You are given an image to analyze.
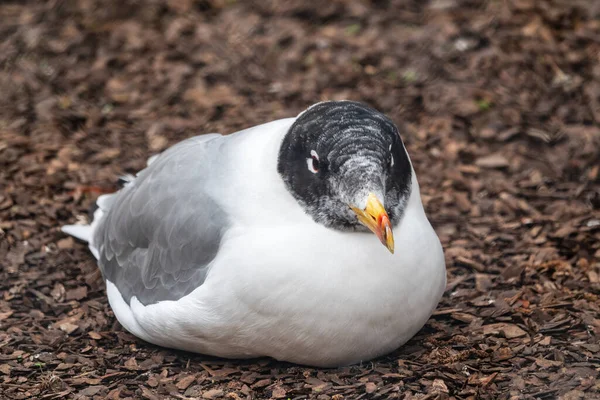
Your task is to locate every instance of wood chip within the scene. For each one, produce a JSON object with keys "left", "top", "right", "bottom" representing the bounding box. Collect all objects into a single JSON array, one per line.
[
  {"left": 271, "top": 386, "right": 287, "bottom": 398},
  {"left": 2, "top": 2, "right": 599, "bottom": 400},
  {"left": 475, "top": 153, "right": 510, "bottom": 169},
  {"left": 0, "top": 311, "right": 13, "bottom": 321},
  {"left": 57, "top": 237, "right": 74, "bottom": 250},
  {"left": 365, "top": 382, "right": 377, "bottom": 393},
  {"left": 202, "top": 389, "right": 224, "bottom": 399},
  {"left": 176, "top": 375, "right": 196, "bottom": 390},
  {"left": 66, "top": 286, "right": 88, "bottom": 301},
  {"left": 87, "top": 331, "right": 102, "bottom": 340},
  {"left": 124, "top": 357, "right": 139, "bottom": 371},
  {"left": 58, "top": 322, "right": 79, "bottom": 334},
  {"left": 483, "top": 323, "right": 528, "bottom": 339}
]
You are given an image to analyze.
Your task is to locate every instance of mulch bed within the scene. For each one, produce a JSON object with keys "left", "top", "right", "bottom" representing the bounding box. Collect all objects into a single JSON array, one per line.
[{"left": 1, "top": 0, "right": 599, "bottom": 399}]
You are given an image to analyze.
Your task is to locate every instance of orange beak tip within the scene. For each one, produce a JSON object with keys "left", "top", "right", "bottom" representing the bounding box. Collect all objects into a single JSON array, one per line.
[
  {"left": 385, "top": 226, "right": 394, "bottom": 254},
  {"left": 351, "top": 193, "right": 396, "bottom": 253}
]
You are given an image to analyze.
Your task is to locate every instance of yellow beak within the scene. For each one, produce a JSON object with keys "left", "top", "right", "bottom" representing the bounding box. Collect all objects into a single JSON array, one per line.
[{"left": 350, "top": 193, "right": 395, "bottom": 253}]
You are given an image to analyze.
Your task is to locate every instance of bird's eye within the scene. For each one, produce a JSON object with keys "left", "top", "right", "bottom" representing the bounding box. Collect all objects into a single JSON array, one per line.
[{"left": 307, "top": 150, "right": 319, "bottom": 174}]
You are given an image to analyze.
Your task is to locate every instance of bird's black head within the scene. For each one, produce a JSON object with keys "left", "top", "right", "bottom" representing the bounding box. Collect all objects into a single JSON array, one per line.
[{"left": 277, "top": 101, "right": 412, "bottom": 252}]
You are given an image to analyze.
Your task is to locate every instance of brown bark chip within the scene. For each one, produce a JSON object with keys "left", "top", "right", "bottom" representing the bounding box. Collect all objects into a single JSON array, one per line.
[{"left": 1, "top": 0, "right": 599, "bottom": 398}]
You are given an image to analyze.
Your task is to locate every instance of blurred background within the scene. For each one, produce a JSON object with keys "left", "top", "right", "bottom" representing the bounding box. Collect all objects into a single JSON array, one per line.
[{"left": 1, "top": 0, "right": 599, "bottom": 399}]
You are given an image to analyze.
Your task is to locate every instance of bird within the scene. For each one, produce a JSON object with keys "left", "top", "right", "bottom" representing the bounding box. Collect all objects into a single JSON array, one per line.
[{"left": 62, "top": 100, "right": 446, "bottom": 367}]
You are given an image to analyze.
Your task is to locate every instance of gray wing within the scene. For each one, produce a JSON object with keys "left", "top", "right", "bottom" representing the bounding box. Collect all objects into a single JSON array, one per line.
[{"left": 94, "top": 134, "right": 229, "bottom": 305}]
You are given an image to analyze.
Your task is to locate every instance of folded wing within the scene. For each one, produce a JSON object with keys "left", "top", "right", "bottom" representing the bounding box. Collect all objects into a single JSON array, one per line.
[{"left": 93, "top": 134, "right": 229, "bottom": 305}]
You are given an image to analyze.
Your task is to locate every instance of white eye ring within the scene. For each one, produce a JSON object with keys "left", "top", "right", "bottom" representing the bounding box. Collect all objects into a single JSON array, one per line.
[{"left": 306, "top": 150, "right": 319, "bottom": 174}]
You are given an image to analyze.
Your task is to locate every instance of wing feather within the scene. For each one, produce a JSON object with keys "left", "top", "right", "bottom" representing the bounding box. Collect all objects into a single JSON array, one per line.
[{"left": 94, "top": 134, "right": 229, "bottom": 305}]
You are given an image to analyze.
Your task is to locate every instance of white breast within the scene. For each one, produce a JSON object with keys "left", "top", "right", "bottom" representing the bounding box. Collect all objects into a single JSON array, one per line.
[{"left": 107, "top": 171, "right": 446, "bottom": 367}]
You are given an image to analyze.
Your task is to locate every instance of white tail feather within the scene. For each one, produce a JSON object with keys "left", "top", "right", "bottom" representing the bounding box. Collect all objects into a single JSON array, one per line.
[
  {"left": 61, "top": 224, "right": 92, "bottom": 242},
  {"left": 62, "top": 193, "right": 117, "bottom": 260}
]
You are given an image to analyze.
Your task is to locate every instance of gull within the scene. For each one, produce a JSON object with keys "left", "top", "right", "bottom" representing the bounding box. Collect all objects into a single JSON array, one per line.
[{"left": 62, "top": 101, "right": 446, "bottom": 367}]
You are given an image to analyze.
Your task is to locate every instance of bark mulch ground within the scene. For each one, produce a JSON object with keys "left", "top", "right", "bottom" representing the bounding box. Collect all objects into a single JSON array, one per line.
[{"left": 1, "top": 0, "right": 599, "bottom": 399}]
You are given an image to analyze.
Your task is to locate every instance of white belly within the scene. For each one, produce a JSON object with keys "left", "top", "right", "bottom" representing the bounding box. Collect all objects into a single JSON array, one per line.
[{"left": 106, "top": 206, "right": 446, "bottom": 367}]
